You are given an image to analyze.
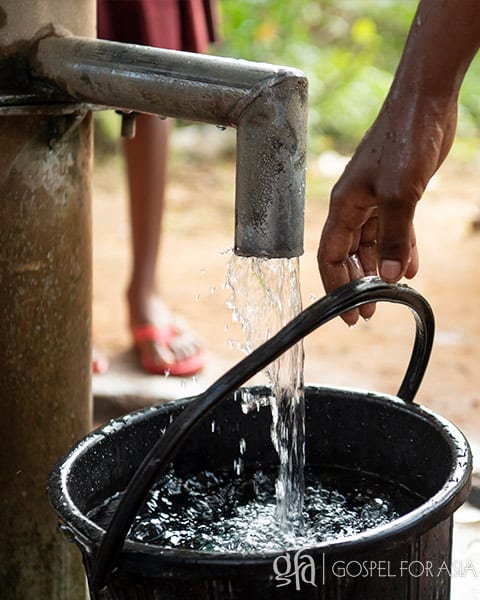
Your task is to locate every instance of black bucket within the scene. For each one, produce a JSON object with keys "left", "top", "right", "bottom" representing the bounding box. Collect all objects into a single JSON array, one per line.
[{"left": 49, "top": 277, "right": 472, "bottom": 599}]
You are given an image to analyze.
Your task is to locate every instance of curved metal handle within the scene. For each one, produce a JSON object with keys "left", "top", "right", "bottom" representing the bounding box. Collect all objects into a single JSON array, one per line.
[{"left": 91, "top": 276, "right": 435, "bottom": 590}]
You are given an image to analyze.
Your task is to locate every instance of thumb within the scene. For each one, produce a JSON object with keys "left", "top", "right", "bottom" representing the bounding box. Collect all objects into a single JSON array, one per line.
[
  {"left": 379, "top": 258, "right": 404, "bottom": 282},
  {"left": 377, "top": 198, "right": 417, "bottom": 283}
]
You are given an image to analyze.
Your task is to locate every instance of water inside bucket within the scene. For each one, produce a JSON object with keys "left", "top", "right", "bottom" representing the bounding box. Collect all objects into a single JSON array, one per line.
[{"left": 88, "top": 465, "right": 424, "bottom": 553}]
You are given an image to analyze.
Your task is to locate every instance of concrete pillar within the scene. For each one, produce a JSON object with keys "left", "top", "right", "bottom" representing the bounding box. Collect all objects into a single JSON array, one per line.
[{"left": 0, "top": 2, "right": 95, "bottom": 598}]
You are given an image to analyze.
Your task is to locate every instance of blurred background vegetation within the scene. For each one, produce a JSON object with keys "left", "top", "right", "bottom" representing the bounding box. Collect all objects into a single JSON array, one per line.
[
  {"left": 217, "top": 0, "right": 480, "bottom": 157},
  {"left": 96, "top": 0, "right": 480, "bottom": 159}
]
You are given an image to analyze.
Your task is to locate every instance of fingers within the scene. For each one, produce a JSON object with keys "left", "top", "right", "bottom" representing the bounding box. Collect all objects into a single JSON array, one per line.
[
  {"left": 348, "top": 253, "right": 377, "bottom": 323},
  {"left": 404, "top": 225, "right": 419, "bottom": 279},
  {"left": 318, "top": 180, "right": 378, "bottom": 324},
  {"left": 318, "top": 230, "right": 375, "bottom": 326},
  {"left": 357, "top": 215, "right": 378, "bottom": 277},
  {"left": 318, "top": 185, "right": 419, "bottom": 326}
]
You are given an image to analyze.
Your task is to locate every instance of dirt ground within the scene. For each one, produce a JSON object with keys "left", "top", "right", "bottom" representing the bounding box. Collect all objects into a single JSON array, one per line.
[{"left": 92, "top": 125, "right": 480, "bottom": 451}]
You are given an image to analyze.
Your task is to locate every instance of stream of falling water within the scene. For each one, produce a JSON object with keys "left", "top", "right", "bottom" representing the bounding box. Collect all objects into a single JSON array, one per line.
[
  {"left": 225, "top": 253, "right": 305, "bottom": 531},
  {"left": 88, "top": 254, "right": 418, "bottom": 550}
]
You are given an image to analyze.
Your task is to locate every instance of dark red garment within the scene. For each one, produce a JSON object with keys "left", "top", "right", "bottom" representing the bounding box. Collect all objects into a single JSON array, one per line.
[{"left": 97, "top": 0, "right": 219, "bottom": 52}]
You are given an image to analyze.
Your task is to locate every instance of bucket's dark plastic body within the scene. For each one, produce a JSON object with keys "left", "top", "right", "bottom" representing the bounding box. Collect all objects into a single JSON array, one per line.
[
  {"left": 48, "top": 279, "right": 472, "bottom": 599},
  {"left": 51, "top": 385, "right": 470, "bottom": 599}
]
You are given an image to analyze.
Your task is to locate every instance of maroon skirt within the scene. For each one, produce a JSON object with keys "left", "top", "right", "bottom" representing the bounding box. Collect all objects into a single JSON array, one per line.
[{"left": 97, "top": 0, "right": 219, "bottom": 53}]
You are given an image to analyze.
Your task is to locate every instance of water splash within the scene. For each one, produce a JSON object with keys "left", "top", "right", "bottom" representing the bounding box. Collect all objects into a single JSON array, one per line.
[{"left": 88, "top": 466, "right": 419, "bottom": 553}]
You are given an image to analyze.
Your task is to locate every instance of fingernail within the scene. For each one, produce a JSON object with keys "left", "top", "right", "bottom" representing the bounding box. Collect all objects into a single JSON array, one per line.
[{"left": 380, "top": 259, "right": 402, "bottom": 281}]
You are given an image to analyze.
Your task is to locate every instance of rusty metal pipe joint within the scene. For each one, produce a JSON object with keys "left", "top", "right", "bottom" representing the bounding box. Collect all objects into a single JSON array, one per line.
[{"left": 30, "top": 34, "right": 308, "bottom": 258}]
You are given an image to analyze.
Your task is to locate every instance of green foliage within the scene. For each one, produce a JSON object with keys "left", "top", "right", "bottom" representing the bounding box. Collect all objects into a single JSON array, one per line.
[
  {"left": 217, "top": 0, "right": 480, "bottom": 153},
  {"left": 94, "top": 111, "right": 121, "bottom": 158}
]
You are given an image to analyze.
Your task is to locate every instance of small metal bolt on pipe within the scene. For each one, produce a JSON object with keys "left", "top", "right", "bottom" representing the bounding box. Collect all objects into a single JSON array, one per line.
[{"left": 29, "top": 33, "right": 308, "bottom": 258}]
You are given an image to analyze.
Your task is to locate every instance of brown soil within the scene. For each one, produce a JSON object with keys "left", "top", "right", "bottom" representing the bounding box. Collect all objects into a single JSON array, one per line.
[{"left": 92, "top": 135, "right": 480, "bottom": 449}]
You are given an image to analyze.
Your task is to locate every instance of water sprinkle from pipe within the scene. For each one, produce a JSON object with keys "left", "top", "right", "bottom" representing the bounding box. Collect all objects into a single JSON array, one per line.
[{"left": 225, "top": 253, "right": 305, "bottom": 530}]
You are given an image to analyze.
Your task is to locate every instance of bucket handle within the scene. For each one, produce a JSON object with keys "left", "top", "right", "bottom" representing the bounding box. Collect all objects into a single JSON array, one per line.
[{"left": 91, "top": 276, "right": 434, "bottom": 590}]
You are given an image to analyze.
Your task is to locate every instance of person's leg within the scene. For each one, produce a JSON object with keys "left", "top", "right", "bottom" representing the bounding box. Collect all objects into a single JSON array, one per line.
[
  {"left": 124, "top": 113, "right": 205, "bottom": 375},
  {"left": 125, "top": 113, "right": 168, "bottom": 320}
]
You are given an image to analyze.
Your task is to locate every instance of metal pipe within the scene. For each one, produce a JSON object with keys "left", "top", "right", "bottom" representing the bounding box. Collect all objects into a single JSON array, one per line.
[
  {"left": 0, "top": 3, "right": 94, "bottom": 599},
  {"left": 30, "top": 35, "right": 308, "bottom": 258}
]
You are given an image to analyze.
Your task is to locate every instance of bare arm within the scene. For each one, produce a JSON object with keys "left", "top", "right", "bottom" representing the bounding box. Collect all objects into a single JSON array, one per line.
[{"left": 317, "top": 0, "right": 480, "bottom": 324}]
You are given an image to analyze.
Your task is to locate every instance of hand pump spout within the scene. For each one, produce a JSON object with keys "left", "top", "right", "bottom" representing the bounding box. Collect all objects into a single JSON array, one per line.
[{"left": 30, "top": 34, "right": 308, "bottom": 258}]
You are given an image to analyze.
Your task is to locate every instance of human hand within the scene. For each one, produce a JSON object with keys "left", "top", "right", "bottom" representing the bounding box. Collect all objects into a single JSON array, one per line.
[{"left": 317, "top": 94, "right": 457, "bottom": 325}]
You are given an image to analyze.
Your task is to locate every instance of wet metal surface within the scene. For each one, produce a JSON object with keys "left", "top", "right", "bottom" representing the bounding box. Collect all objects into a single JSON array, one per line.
[{"left": 30, "top": 35, "right": 308, "bottom": 258}]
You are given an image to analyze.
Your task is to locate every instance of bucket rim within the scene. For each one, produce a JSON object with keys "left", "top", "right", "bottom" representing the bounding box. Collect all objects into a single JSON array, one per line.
[{"left": 48, "top": 384, "right": 472, "bottom": 566}]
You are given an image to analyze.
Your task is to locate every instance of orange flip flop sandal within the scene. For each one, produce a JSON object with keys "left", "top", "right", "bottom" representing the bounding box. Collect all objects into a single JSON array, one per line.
[{"left": 132, "top": 323, "right": 206, "bottom": 376}]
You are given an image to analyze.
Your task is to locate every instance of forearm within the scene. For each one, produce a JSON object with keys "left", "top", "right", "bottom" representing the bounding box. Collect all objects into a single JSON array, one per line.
[
  {"left": 318, "top": 0, "right": 480, "bottom": 310},
  {"left": 391, "top": 0, "right": 480, "bottom": 102}
]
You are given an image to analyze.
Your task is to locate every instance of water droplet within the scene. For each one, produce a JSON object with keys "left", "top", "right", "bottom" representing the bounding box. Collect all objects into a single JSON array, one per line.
[
  {"left": 228, "top": 338, "right": 243, "bottom": 351},
  {"left": 233, "top": 458, "right": 244, "bottom": 475},
  {"left": 239, "top": 438, "right": 246, "bottom": 454}
]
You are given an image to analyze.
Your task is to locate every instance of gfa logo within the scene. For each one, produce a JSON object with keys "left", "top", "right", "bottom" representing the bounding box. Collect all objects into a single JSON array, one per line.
[{"left": 273, "top": 550, "right": 317, "bottom": 590}]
